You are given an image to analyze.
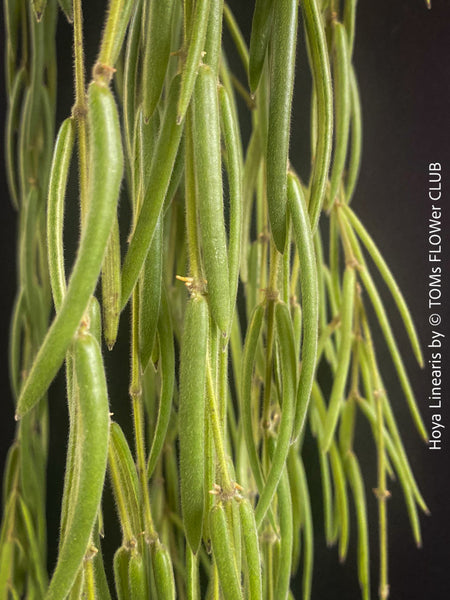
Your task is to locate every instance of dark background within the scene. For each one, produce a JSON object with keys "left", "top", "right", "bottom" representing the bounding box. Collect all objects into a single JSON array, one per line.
[{"left": 1, "top": 1, "right": 450, "bottom": 598}]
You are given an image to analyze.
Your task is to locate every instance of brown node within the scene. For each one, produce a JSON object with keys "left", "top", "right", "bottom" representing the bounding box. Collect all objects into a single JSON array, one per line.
[
  {"left": 170, "top": 47, "right": 184, "bottom": 59},
  {"left": 330, "top": 314, "right": 341, "bottom": 328},
  {"left": 261, "top": 410, "right": 279, "bottom": 437},
  {"left": 129, "top": 383, "right": 142, "bottom": 400},
  {"left": 260, "top": 529, "right": 279, "bottom": 545},
  {"left": 345, "top": 257, "right": 360, "bottom": 270},
  {"left": 126, "top": 537, "right": 138, "bottom": 551},
  {"left": 175, "top": 274, "right": 207, "bottom": 296},
  {"left": 258, "top": 231, "right": 270, "bottom": 244},
  {"left": 372, "top": 487, "right": 391, "bottom": 500},
  {"left": 209, "top": 483, "right": 222, "bottom": 496},
  {"left": 353, "top": 329, "right": 363, "bottom": 342},
  {"left": 262, "top": 288, "right": 279, "bottom": 302},
  {"left": 92, "top": 62, "right": 116, "bottom": 85},
  {"left": 142, "top": 530, "right": 158, "bottom": 546},
  {"left": 350, "top": 390, "right": 362, "bottom": 403},
  {"left": 78, "top": 313, "right": 91, "bottom": 336},
  {"left": 260, "top": 417, "right": 272, "bottom": 432},
  {"left": 84, "top": 544, "right": 98, "bottom": 561},
  {"left": 71, "top": 103, "right": 88, "bottom": 120},
  {"left": 210, "top": 481, "right": 243, "bottom": 503}
]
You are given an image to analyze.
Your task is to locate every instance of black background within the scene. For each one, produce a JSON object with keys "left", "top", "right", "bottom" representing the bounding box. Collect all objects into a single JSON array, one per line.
[{"left": 1, "top": 1, "right": 450, "bottom": 598}]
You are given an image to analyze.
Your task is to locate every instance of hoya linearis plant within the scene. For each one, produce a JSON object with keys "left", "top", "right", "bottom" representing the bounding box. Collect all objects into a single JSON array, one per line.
[{"left": 1, "top": 0, "right": 428, "bottom": 598}]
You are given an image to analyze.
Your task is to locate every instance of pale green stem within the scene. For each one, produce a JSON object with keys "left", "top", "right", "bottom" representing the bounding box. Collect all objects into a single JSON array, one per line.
[
  {"left": 130, "top": 290, "right": 156, "bottom": 539},
  {"left": 206, "top": 362, "right": 233, "bottom": 493},
  {"left": 361, "top": 309, "right": 389, "bottom": 600},
  {"left": 72, "top": 0, "right": 89, "bottom": 225}
]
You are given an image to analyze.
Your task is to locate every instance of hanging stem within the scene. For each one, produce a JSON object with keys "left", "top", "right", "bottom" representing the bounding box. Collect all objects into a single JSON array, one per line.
[
  {"left": 184, "top": 110, "right": 202, "bottom": 281},
  {"left": 206, "top": 362, "right": 233, "bottom": 493},
  {"left": 218, "top": 345, "right": 228, "bottom": 436},
  {"left": 262, "top": 241, "right": 279, "bottom": 426},
  {"left": 361, "top": 308, "right": 389, "bottom": 600},
  {"left": 83, "top": 551, "right": 96, "bottom": 600},
  {"left": 130, "top": 290, "right": 156, "bottom": 540},
  {"left": 335, "top": 203, "right": 356, "bottom": 266},
  {"left": 72, "top": 0, "right": 89, "bottom": 225}
]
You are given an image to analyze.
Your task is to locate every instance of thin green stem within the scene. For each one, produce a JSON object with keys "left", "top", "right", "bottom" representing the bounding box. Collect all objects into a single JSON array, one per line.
[
  {"left": 72, "top": 0, "right": 89, "bottom": 225},
  {"left": 107, "top": 443, "right": 135, "bottom": 545},
  {"left": 335, "top": 204, "right": 356, "bottom": 265},
  {"left": 266, "top": 538, "right": 274, "bottom": 600},
  {"left": 262, "top": 242, "right": 279, "bottom": 425},
  {"left": 83, "top": 553, "right": 96, "bottom": 600},
  {"left": 360, "top": 309, "right": 389, "bottom": 600},
  {"left": 206, "top": 362, "right": 233, "bottom": 493},
  {"left": 223, "top": 3, "right": 249, "bottom": 74},
  {"left": 130, "top": 291, "right": 156, "bottom": 539},
  {"left": 96, "top": 0, "right": 134, "bottom": 78},
  {"left": 219, "top": 346, "right": 228, "bottom": 436},
  {"left": 290, "top": 248, "right": 300, "bottom": 300},
  {"left": 184, "top": 110, "right": 202, "bottom": 281}
]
